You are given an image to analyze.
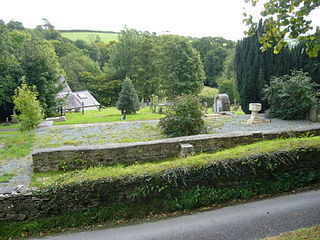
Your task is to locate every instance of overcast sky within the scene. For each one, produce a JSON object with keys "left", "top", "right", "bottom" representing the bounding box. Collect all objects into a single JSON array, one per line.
[{"left": 0, "top": 0, "right": 319, "bottom": 40}]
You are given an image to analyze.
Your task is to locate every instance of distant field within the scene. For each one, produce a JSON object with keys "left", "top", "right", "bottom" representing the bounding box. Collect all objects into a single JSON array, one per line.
[{"left": 61, "top": 31, "right": 118, "bottom": 43}]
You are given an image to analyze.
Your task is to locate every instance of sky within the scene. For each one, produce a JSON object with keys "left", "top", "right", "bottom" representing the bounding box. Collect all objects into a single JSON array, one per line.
[{"left": 0, "top": 0, "right": 319, "bottom": 40}]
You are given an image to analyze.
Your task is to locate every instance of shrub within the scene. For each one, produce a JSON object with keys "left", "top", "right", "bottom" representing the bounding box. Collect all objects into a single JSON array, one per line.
[
  {"left": 158, "top": 95, "right": 206, "bottom": 137},
  {"left": 263, "top": 71, "right": 319, "bottom": 120},
  {"left": 116, "top": 77, "right": 140, "bottom": 114},
  {"left": 13, "top": 83, "right": 44, "bottom": 131}
]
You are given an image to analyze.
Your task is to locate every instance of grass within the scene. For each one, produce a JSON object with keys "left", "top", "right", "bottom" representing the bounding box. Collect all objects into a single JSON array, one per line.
[
  {"left": 31, "top": 136, "right": 320, "bottom": 188},
  {"left": 55, "top": 107, "right": 164, "bottom": 126},
  {"left": 199, "top": 86, "right": 219, "bottom": 98},
  {"left": 61, "top": 32, "right": 118, "bottom": 42},
  {"left": 0, "top": 132, "right": 34, "bottom": 165},
  {"left": 263, "top": 225, "right": 320, "bottom": 239},
  {"left": 35, "top": 122, "right": 165, "bottom": 149},
  {"left": 0, "top": 173, "right": 15, "bottom": 183}
]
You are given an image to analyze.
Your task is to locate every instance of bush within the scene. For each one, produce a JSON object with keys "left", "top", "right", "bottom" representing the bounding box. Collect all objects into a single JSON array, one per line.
[
  {"left": 116, "top": 77, "right": 140, "bottom": 114},
  {"left": 13, "top": 83, "right": 44, "bottom": 131},
  {"left": 158, "top": 95, "right": 206, "bottom": 137},
  {"left": 263, "top": 71, "right": 319, "bottom": 120}
]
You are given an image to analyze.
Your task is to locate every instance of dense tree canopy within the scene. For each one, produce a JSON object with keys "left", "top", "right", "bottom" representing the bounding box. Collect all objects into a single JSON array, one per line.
[
  {"left": 244, "top": 0, "right": 320, "bottom": 57},
  {"left": 160, "top": 35, "right": 205, "bottom": 98},
  {"left": 0, "top": 22, "right": 64, "bottom": 119},
  {"left": 192, "top": 37, "right": 235, "bottom": 87},
  {"left": 106, "top": 28, "right": 161, "bottom": 100}
]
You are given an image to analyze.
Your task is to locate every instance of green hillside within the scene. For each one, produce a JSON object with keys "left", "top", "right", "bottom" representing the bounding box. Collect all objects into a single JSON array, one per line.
[{"left": 61, "top": 31, "right": 118, "bottom": 43}]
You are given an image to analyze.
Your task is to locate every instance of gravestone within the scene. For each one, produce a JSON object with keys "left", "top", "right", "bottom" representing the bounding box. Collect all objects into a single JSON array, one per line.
[
  {"left": 309, "top": 105, "right": 319, "bottom": 122},
  {"left": 213, "top": 94, "right": 230, "bottom": 113}
]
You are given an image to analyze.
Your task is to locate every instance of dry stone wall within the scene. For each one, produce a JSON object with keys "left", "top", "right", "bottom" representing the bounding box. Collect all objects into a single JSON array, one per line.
[
  {"left": 2, "top": 148, "right": 320, "bottom": 223},
  {"left": 32, "top": 126, "right": 320, "bottom": 172}
]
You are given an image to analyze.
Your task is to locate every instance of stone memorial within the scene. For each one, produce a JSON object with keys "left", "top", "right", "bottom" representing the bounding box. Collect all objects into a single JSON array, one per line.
[
  {"left": 213, "top": 94, "right": 230, "bottom": 113},
  {"left": 309, "top": 105, "right": 319, "bottom": 122},
  {"left": 247, "top": 103, "right": 269, "bottom": 124}
]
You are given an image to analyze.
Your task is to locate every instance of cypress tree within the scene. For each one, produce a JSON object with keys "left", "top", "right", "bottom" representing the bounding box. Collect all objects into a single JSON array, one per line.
[
  {"left": 116, "top": 77, "right": 140, "bottom": 114},
  {"left": 235, "top": 20, "right": 293, "bottom": 113}
]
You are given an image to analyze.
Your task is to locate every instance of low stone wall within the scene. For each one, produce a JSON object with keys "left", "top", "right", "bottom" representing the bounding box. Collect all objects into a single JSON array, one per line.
[
  {"left": 32, "top": 126, "right": 320, "bottom": 172},
  {"left": 2, "top": 148, "right": 320, "bottom": 222}
]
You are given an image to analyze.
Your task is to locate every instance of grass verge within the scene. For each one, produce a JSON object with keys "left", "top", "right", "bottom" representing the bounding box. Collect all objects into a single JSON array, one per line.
[
  {"left": 263, "top": 225, "right": 320, "bottom": 240},
  {"left": 2, "top": 176, "right": 320, "bottom": 240}
]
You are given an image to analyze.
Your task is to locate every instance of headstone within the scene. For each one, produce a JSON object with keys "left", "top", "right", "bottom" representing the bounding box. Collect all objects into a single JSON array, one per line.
[
  {"left": 213, "top": 94, "right": 230, "bottom": 113},
  {"left": 246, "top": 103, "right": 269, "bottom": 124},
  {"left": 122, "top": 110, "right": 127, "bottom": 120},
  {"left": 204, "top": 101, "right": 208, "bottom": 114},
  {"left": 309, "top": 105, "right": 319, "bottom": 122}
]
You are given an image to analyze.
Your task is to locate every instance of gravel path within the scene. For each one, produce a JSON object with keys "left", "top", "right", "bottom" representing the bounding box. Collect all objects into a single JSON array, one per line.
[{"left": 0, "top": 156, "right": 32, "bottom": 194}]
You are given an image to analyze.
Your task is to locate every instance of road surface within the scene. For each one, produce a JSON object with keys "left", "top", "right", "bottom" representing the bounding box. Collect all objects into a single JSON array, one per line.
[{"left": 32, "top": 189, "right": 320, "bottom": 240}]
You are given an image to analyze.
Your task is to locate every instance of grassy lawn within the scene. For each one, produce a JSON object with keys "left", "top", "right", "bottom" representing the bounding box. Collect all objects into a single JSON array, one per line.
[
  {"left": 200, "top": 86, "right": 219, "bottom": 97},
  {"left": 31, "top": 136, "right": 320, "bottom": 188},
  {"left": 55, "top": 107, "right": 165, "bottom": 126},
  {"left": 0, "top": 132, "right": 34, "bottom": 166},
  {"left": 61, "top": 32, "right": 118, "bottom": 42},
  {"left": 263, "top": 225, "right": 320, "bottom": 239}
]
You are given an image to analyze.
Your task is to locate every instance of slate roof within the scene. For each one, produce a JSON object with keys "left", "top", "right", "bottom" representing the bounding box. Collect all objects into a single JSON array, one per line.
[{"left": 56, "top": 80, "right": 100, "bottom": 110}]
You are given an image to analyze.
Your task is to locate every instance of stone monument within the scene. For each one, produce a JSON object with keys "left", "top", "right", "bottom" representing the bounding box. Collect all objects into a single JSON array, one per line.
[
  {"left": 309, "top": 105, "right": 319, "bottom": 122},
  {"left": 213, "top": 94, "right": 230, "bottom": 113},
  {"left": 247, "top": 103, "right": 269, "bottom": 124}
]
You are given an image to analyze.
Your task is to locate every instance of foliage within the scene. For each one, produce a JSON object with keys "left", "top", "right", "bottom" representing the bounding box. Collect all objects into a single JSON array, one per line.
[
  {"left": 263, "top": 71, "right": 319, "bottom": 120},
  {"left": 244, "top": 0, "right": 320, "bottom": 57},
  {"left": 159, "top": 95, "right": 206, "bottom": 137},
  {"left": 217, "top": 77, "right": 239, "bottom": 104},
  {"left": 13, "top": 83, "right": 44, "bottom": 131},
  {"left": 160, "top": 35, "right": 205, "bottom": 98},
  {"left": 59, "top": 51, "right": 102, "bottom": 91},
  {"left": 19, "top": 39, "right": 64, "bottom": 116},
  {"left": 3, "top": 167, "right": 319, "bottom": 240},
  {"left": 235, "top": 20, "right": 292, "bottom": 113},
  {"left": 192, "top": 37, "right": 235, "bottom": 87},
  {"left": 117, "top": 77, "right": 140, "bottom": 114},
  {"left": 0, "top": 22, "right": 64, "bottom": 119},
  {"left": 106, "top": 28, "right": 161, "bottom": 99}
]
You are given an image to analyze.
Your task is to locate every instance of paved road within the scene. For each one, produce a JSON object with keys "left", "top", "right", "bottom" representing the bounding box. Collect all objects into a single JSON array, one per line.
[{"left": 33, "top": 189, "right": 320, "bottom": 240}]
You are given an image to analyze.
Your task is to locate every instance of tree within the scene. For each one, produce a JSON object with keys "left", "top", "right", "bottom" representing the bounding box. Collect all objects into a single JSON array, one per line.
[
  {"left": 192, "top": 37, "right": 235, "bottom": 87},
  {"left": 20, "top": 39, "right": 64, "bottom": 116},
  {"left": 159, "top": 35, "right": 205, "bottom": 98},
  {"left": 13, "top": 82, "right": 43, "bottom": 131},
  {"left": 263, "top": 71, "right": 319, "bottom": 120},
  {"left": 244, "top": 0, "right": 320, "bottom": 57},
  {"left": 159, "top": 95, "right": 206, "bottom": 137},
  {"left": 106, "top": 28, "right": 161, "bottom": 99},
  {"left": 59, "top": 51, "right": 102, "bottom": 91},
  {"left": 235, "top": 20, "right": 292, "bottom": 113},
  {"left": 117, "top": 77, "right": 140, "bottom": 114}
]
